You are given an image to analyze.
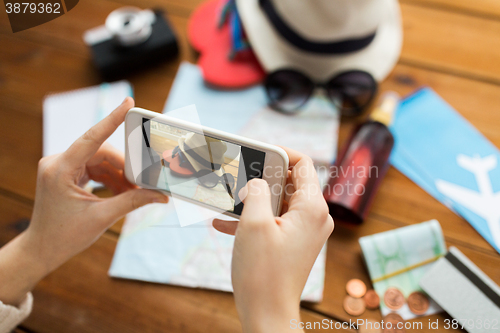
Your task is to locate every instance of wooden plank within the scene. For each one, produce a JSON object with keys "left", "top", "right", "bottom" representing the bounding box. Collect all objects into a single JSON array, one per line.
[
  {"left": 4, "top": 0, "right": 500, "bottom": 84},
  {"left": 2, "top": 1, "right": 500, "bottom": 330},
  {"left": 400, "top": 3, "right": 500, "bottom": 83},
  {"left": 0, "top": 109, "right": 41, "bottom": 200},
  {"left": 112, "top": 0, "right": 204, "bottom": 18},
  {"left": 13, "top": 328, "right": 31, "bottom": 333},
  {"left": 296, "top": 309, "right": 355, "bottom": 332},
  {"left": 0, "top": 20, "right": 191, "bottom": 112},
  {"left": 0, "top": 192, "right": 32, "bottom": 247},
  {"left": 402, "top": 0, "right": 500, "bottom": 19},
  {"left": 0, "top": 0, "right": 197, "bottom": 48}
]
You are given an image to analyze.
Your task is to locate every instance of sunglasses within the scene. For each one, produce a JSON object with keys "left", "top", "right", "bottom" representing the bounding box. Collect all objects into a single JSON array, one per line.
[
  {"left": 264, "top": 69, "right": 378, "bottom": 116},
  {"left": 163, "top": 147, "right": 236, "bottom": 197},
  {"left": 195, "top": 169, "right": 236, "bottom": 198}
]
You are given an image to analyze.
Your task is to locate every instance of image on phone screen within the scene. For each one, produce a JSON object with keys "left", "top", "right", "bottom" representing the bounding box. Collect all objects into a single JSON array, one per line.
[{"left": 139, "top": 118, "right": 266, "bottom": 215}]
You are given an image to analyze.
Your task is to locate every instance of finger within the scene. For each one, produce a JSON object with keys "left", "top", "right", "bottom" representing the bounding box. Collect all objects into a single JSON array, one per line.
[
  {"left": 326, "top": 214, "right": 335, "bottom": 234},
  {"left": 239, "top": 179, "right": 275, "bottom": 226},
  {"left": 86, "top": 142, "right": 125, "bottom": 170},
  {"left": 62, "top": 97, "right": 134, "bottom": 168},
  {"left": 277, "top": 145, "right": 309, "bottom": 167},
  {"left": 290, "top": 155, "right": 321, "bottom": 195},
  {"left": 88, "top": 163, "right": 130, "bottom": 194},
  {"left": 95, "top": 188, "right": 169, "bottom": 226},
  {"left": 88, "top": 147, "right": 136, "bottom": 191},
  {"left": 212, "top": 219, "right": 238, "bottom": 235},
  {"left": 277, "top": 146, "right": 321, "bottom": 192}
]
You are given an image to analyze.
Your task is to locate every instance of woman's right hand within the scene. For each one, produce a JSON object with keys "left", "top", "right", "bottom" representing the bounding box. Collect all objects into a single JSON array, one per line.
[{"left": 213, "top": 148, "right": 334, "bottom": 333}]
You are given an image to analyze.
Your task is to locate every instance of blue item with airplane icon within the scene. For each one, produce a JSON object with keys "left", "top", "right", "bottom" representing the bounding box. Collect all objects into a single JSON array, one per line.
[{"left": 390, "top": 88, "right": 500, "bottom": 254}]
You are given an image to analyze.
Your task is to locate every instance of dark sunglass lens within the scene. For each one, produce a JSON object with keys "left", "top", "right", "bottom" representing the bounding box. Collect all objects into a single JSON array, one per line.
[
  {"left": 198, "top": 172, "right": 219, "bottom": 188},
  {"left": 327, "top": 71, "right": 377, "bottom": 116},
  {"left": 265, "top": 70, "right": 314, "bottom": 113}
]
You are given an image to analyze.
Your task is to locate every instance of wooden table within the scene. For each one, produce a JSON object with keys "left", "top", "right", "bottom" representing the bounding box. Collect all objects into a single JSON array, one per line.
[{"left": 1, "top": 0, "right": 500, "bottom": 332}]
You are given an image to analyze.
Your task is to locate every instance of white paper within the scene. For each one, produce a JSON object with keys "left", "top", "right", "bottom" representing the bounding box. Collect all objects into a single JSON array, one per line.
[{"left": 43, "top": 80, "right": 133, "bottom": 157}]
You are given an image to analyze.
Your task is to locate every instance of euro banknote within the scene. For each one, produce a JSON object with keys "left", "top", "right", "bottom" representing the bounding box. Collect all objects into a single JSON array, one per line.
[{"left": 359, "top": 220, "right": 447, "bottom": 319}]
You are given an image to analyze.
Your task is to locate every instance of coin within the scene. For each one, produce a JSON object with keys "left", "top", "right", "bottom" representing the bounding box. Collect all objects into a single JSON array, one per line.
[
  {"left": 384, "top": 287, "right": 405, "bottom": 311},
  {"left": 364, "top": 289, "right": 380, "bottom": 309},
  {"left": 382, "top": 313, "right": 406, "bottom": 333},
  {"left": 343, "top": 295, "right": 366, "bottom": 316},
  {"left": 384, "top": 313, "right": 404, "bottom": 322},
  {"left": 359, "top": 320, "right": 382, "bottom": 333},
  {"left": 346, "top": 279, "right": 367, "bottom": 298},
  {"left": 407, "top": 291, "right": 430, "bottom": 315}
]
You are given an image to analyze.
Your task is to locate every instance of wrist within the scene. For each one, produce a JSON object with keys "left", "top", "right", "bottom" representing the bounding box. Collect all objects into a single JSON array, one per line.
[
  {"left": 237, "top": 296, "right": 302, "bottom": 333},
  {"left": 0, "top": 231, "right": 51, "bottom": 306}
]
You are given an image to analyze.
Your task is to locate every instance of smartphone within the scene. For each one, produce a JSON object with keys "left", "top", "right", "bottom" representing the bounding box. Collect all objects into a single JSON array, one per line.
[{"left": 124, "top": 108, "right": 289, "bottom": 219}]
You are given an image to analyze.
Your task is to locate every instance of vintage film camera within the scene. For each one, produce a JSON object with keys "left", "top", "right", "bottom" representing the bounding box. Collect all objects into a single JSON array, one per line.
[{"left": 83, "top": 7, "right": 178, "bottom": 79}]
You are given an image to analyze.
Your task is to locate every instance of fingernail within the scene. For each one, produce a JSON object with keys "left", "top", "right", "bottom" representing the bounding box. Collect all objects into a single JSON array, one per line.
[
  {"left": 153, "top": 195, "right": 168, "bottom": 203},
  {"left": 123, "top": 96, "right": 134, "bottom": 105},
  {"left": 238, "top": 185, "right": 248, "bottom": 202}
]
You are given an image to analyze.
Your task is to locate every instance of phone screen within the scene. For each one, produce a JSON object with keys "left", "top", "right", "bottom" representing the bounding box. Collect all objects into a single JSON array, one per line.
[{"left": 139, "top": 118, "right": 266, "bottom": 215}]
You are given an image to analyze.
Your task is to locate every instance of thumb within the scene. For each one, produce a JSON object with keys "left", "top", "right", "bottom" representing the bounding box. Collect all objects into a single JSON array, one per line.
[
  {"left": 240, "top": 179, "right": 275, "bottom": 226},
  {"left": 97, "top": 189, "right": 168, "bottom": 224}
]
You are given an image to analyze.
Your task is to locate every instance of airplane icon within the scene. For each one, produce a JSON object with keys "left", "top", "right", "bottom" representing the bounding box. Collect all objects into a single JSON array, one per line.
[{"left": 435, "top": 154, "right": 500, "bottom": 251}]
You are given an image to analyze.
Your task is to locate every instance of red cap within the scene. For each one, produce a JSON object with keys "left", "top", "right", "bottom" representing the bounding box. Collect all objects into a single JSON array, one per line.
[
  {"left": 162, "top": 149, "right": 195, "bottom": 177},
  {"left": 188, "top": 0, "right": 266, "bottom": 88}
]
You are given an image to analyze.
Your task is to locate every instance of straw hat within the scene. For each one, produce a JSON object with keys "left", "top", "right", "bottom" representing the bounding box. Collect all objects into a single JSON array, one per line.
[
  {"left": 163, "top": 133, "right": 228, "bottom": 177},
  {"left": 235, "top": 0, "right": 402, "bottom": 81}
]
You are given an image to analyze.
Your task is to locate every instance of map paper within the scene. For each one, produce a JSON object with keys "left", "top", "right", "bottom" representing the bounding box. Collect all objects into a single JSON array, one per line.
[{"left": 109, "top": 200, "right": 327, "bottom": 302}]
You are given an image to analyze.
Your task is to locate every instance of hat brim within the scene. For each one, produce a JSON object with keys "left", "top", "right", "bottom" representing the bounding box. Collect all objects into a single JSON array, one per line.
[
  {"left": 179, "top": 140, "right": 226, "bottom": 178},
  {"left": 235, "top": 0, "right": 402, "bottom": 81},
  {"left": 162, "top": 149, "right": 195, "bottom": 177}
]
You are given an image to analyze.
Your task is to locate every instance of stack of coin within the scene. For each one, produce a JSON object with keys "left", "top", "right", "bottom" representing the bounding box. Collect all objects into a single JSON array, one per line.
[
  {"left": 344, "top": 279, "right": 382, "bottom": 317},
  {"left": 343, "top": 279, "right": 389, "bottom": 332},
  {"left": 381, "top": 287, "right": 407, "bottom": 332},
  {"left": 344, "top": 279, "right": 367, "bottom": 316}
]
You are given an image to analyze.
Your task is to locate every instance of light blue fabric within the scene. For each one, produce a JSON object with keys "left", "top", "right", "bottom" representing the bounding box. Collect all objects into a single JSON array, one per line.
[{"left": 390, "top": 88, "right": 500, "bottom": 253}]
